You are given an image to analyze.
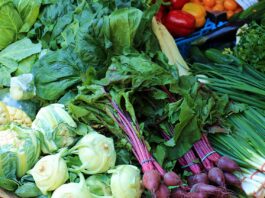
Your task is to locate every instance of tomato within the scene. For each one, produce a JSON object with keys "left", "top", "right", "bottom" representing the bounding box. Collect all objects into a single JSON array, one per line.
[
  {"left": 170, "top": 0, "right": 190, "bottom": 10},
  {"left": 163, "top": 10, "right": 196, "bottom": 37}
]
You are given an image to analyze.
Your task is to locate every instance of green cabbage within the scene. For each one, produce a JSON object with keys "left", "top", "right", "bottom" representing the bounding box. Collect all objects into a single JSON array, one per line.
[
  {"left": 0, "top": 123, "right": 40, "bottom": 190},
  {"left": 32, "top": 103, "right": 77, "bottom": 154}
]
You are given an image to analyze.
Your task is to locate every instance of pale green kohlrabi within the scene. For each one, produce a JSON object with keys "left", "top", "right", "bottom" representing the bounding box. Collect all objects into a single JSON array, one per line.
[
  {"left": 0, "top": 0, "right": 23, "bottom": 49},
  {"left": 32, "top": 103, "right": 77, "bottom": 154},
  {"left": 86, "top": 174, "right": 112, "bottom": 197},
  {"left": 72, "top": 132, "right": 116, "bottom": 174},
  {"left": 51, "top": 173, "right": 91, "bottom": 198},
  {"left": 0, "top": 123, "right": 40, "bottom": 178},
  {"left": 29, "top": 149, "right": 68, "bottom": 195},
  {"left": 109, "top": 165, "right": 142, "bottom": 198}
]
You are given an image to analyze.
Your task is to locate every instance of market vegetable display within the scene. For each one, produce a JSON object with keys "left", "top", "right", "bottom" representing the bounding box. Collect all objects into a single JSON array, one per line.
[{"left": 0, "top": 0, "right": 263, "bottom": 198}]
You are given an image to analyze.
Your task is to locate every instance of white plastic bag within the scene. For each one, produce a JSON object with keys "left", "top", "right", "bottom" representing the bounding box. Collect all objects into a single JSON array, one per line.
[{"left": 10, "top": 73, "right": 36, "bottom": 100}]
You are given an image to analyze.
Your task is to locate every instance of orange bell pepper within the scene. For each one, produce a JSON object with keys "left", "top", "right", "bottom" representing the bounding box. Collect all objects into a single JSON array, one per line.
[{"left": 182, "top": 2, "right": 206, "bottom": 28}]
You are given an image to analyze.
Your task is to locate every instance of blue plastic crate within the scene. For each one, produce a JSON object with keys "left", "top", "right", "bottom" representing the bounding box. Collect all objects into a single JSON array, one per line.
[{"left": 175, "top": 19, "right": 227, "bottom": 58}]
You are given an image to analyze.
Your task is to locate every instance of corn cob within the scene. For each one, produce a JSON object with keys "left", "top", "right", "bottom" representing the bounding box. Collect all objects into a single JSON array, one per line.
[{"left": 151, "top": 17, "right": 190, "bottom": 76}]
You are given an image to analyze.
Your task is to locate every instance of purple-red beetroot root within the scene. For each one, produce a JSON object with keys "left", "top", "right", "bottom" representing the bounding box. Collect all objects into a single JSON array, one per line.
[
  {"left": 170, "top": 188, "right": 208, "bottom": 198},
  {"left": 217, "top": 156, "right": 240, "bottom": 173},
  {"left": 143, "top": 170, "right": 161, "bottom": 192},
  {"left": 188, "top": 173, "right": 209, "bottom": 186},
  {"left": 191, "top": 183, "right": 229, "bottom": 198},
  {"left": 208, "top": 167, "right": 226, "bottom": 188},
  {"left": 186, "top": 192, "right": 208, "bottom": 198},
  {"left": 155, "top": 183, "right": 170, "bottom": 198},
  {"left": 164, "top": 172, "right": 182, "bottom": 186},
  {"left": 170, "top": 188, "right": 187, "bottom": 198},
  {"left": 224, "top": 172, "right": 241, "bottom": 188}
]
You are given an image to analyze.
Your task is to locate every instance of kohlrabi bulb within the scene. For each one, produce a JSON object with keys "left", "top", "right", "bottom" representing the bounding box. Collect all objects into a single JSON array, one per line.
[
  {"left": 110, "top": 165, "right": 142, "bottom": 198},
  {"left": 29, "top": 151, "right": 68, "bottom": 195},
  {"left": 51, "top": 173, "right": 91, "bottom": 198},
  {"left": 75, "top": 132, "right": 116, "bottom": 174}
]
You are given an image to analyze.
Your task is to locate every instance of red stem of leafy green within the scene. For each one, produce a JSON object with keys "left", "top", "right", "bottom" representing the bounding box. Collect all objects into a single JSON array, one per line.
[{"left": 110, "top": 100, "right": 166, "bottom": 174}]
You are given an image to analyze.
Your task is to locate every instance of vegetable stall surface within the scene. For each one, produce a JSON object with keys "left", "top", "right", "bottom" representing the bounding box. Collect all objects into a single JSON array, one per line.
[{"left": 0, "top": 0, "right": 263, "bottom": 197}]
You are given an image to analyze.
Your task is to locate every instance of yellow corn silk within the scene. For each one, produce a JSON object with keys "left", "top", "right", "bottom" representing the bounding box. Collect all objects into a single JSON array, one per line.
[
  {"left": 7, "top": 106, "right": 32, "bottom": 127},
  {"left": 0, "top": 102, "right": 10, "bottom": 125},
  {"left": 0, "top": 102, "right": 32, "bottom": 127}
]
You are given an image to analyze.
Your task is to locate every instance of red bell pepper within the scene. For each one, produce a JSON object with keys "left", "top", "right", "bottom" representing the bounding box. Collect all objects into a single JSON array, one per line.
[
  {"left": 156, "top": 6, "right": 166, "bottom": 22},
  {"left": 170, "top": 0, "right": 189, "bottom": 10},
  {"left": 163, "top": 10, "right": 196, "bottom": 37}
]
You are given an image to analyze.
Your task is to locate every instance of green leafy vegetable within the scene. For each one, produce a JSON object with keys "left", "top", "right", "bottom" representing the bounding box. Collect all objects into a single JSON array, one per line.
[
  {"left": 235, "top": 22, "right": 265, "bottom": 73},
  {"left": 0, "top": 0, "right": 23, "bottom": 50},
  {"left": 15, "top": 182, "right": 42, "bottom": 198},
  {"left": 0, "top": 38, "right": 41, "bottom": 87},
  {"left": 86, "top": 174, "right": 112, "bottom": 196},
  {"left": 32, "top": 47, "right": 88, "bottom": 100},
  {"left": 13, "top": 0, "right": 41, "bottom": 32}
]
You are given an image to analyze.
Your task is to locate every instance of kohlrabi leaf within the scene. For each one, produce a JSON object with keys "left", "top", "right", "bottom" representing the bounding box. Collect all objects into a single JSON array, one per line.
[{"left": 15, "top": 182, "right": 42, "bottom": 197}]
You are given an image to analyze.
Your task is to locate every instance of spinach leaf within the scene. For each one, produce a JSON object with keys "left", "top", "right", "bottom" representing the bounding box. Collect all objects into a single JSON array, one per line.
[{"left": 32, "top": 47, "right": 89, "bottom": 100}]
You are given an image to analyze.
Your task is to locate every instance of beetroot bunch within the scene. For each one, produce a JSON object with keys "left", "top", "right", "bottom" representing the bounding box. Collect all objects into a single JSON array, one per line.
[
  {"left": 176, "top": 134, "right": 241, "bottom": 197},
  {"left": 110, "top": 100, "right": 184, "bottom": 197}
]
